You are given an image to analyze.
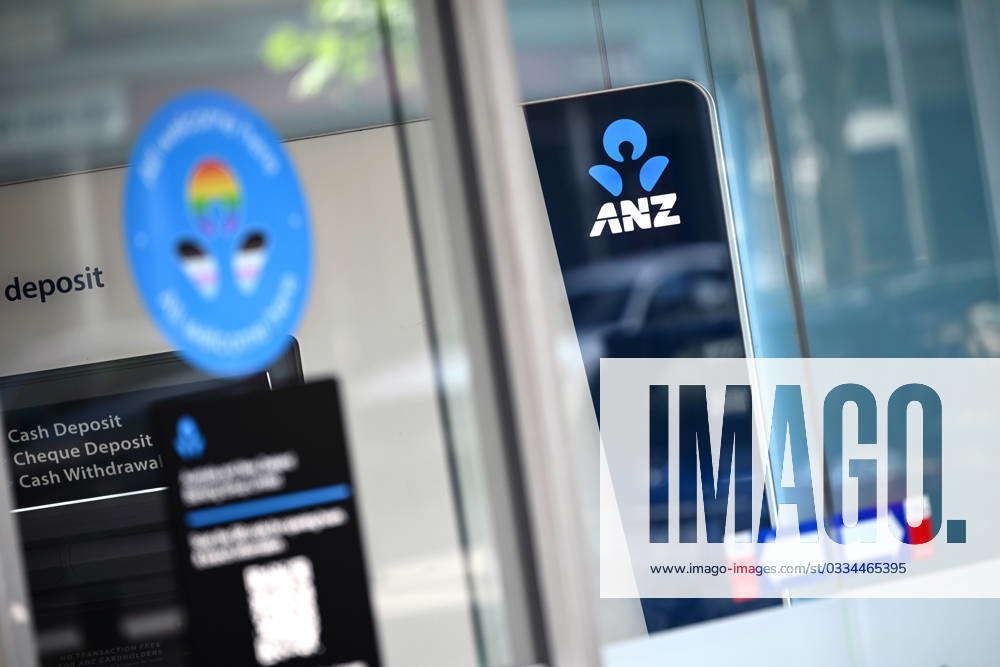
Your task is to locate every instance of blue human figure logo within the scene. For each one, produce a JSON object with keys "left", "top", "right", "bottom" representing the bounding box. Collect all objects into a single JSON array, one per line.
[
  {"left": 588, "top": 119, "right": 670, "bottom": 196},
  {"left": 174, "top": 415, "right": 206, "bottom": 461}
]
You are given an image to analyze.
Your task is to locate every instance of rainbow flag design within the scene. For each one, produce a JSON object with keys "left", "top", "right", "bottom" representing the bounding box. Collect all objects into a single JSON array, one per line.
[{"left": 187, "top": 158, "right": 241, "bottom": 218}]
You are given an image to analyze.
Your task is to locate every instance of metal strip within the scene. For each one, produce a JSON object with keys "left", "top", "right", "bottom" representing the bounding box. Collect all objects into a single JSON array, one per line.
[
  {"left": 744, "top": 0, "right": 812, "bottom": 358},
  {"left": 375, "top": 4, "right": 490, "bottom": 664},
  {"left": 398, "top": 0, "right": 556, "bottom": 663},
  {"left": 0, "top": 413, "right": 38, "bottom": 666},
  {"left": 960, "top": 0, "right": 1000, "bottom": 299},
  {"left": 592, "top": 0, "right": 613, "bottom": 89},
  {"left": 697, "top": 0, "right": 718, "bottom": 95},
  {"left": 880, "top": 0, "right": 932, "bottom": 265},
  {"left": 410, "top": 0, "right": 603, "bottom": 663},
  {"left": 745, "top": 3, "right": 836, "bottom": 616}
]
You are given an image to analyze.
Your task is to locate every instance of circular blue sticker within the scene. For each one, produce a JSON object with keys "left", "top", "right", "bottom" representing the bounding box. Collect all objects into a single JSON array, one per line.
[{"left": 124, "top": 91, "right": 311, "bottom": 377}]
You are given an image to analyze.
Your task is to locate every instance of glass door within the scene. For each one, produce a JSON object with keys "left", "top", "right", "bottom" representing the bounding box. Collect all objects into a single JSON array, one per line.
[
  {"left": 3, "top": 0, "right": 1000, "bottom": 665},
  {"left": 0, "top": 2, "right": 542, "bottom": 666},
  {"left": 394, "top": 0, "right": 1000, "bottom": 665}
]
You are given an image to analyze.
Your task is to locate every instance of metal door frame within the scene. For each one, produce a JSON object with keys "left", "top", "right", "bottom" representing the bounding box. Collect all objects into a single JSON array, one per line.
[{"left": 406, "top": 0, "right": 605, "bottom": 664}]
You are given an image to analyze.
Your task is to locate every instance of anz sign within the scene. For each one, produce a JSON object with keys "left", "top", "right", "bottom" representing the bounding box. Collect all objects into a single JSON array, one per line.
[{"left": 587, "top": 118, "right": 680, "bottom": 238}]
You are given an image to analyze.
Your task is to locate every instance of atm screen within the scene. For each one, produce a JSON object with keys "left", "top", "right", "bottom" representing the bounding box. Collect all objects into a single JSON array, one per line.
[{"left": 0, "top": 343, "right": 302, "bottom": 666}]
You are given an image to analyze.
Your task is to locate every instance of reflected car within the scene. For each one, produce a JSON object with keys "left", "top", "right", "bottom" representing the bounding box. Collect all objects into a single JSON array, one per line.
[{"left": 564, "top": 242, "right": 744, "bottom": 391}]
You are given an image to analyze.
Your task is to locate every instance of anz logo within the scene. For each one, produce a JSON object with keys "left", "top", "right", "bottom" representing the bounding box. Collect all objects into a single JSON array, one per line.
[{"left": 587, "top": 118, "right": 680, "bottom": 238}]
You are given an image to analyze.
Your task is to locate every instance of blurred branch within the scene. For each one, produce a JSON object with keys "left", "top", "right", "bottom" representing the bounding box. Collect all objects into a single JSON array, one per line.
[{"left": 261, "top": 0, "right": 416, "bottom": 98}]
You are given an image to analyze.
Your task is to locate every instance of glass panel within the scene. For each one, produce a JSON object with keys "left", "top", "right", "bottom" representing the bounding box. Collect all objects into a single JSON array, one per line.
[
  {"left": 598, "top": 0, "right": 709, "bottom": 85},
  {"left": 750, "top": 1, "right": 1000, "bottom": 666},
  {"left": 757, "top": 0, "right": 998, "bottom": 357},
  {"left": 497, "top": 0, "right": 1000, "bottom": 663},
  {"left": 503, "top": 0, "right": 1000, "bottom": 663},
  {"left": 0, "top": 1, "right": 527, "bottom": 666},
  {"left": 505, "top": 0, "right": 607, "bottom": 99},
  {"left": 6, "top": 0, "right": 1000, "bottom": 664}
]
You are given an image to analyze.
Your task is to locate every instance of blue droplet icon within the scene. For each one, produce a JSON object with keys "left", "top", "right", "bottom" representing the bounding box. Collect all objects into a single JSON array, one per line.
[
  {"left": 174, "top": 415, "right": 206, "bottom": 461},
  {"left": 588, "top": 164, "right": 624, "bottom": 197},
  {"left": 639, "top": 155, "right": 669, "bottom": 192}
]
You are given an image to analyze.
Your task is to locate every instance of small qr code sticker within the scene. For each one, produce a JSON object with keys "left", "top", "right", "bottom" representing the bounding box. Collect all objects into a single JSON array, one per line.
[{"left": 243, "top": 556, "right": 322, "bottom": 665}]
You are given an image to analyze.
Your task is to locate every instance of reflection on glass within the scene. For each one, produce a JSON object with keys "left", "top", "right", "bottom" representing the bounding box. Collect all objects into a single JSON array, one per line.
[
  {"left": 260, "top": 0, "right": 417, "bottom": 100},
  {"left": 758, "top": 0, "right": 998, "bottom": 358},
  {"left": 0, "top": 0, "right": 424, "bottom": 184}
]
